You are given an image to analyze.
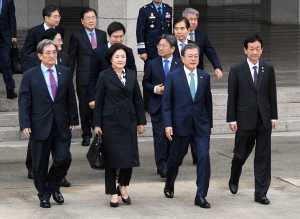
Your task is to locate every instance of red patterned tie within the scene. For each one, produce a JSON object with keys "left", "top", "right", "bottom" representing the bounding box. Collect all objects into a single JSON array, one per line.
[
  {"left": 48, "top": 69, "right": 57, "bottom": 100},
  {"left": 90, "top": 32, "right": 97, "bottom": 49}
]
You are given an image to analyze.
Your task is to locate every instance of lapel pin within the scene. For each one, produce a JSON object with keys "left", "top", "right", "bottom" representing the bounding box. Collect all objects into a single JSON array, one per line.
[
  {"left": 60, "top": 58, "right": 62, "bottom": 62},
  {"left": 200, "top": 76, "right": 203, "bottom": 78},
  {"left": 59, "top": 72, "right": 61, "bottom": 74},
  {"left": 175, "top": 62, "right": 177, "bottom": 64}
]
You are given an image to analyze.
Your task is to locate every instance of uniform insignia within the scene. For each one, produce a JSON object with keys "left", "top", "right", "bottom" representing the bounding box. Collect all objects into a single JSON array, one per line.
[
  {"left": 149, "top": 12, "right": 155, "bottom": 19},
  {"left": 165, "top": 12, "right": 171, "bottom": 18},
  {"left": 150, "top": 24, "right": 155, "bottom": 28},
  {"left": 175, "top": 62, "right": 177, "bottom": 64}
]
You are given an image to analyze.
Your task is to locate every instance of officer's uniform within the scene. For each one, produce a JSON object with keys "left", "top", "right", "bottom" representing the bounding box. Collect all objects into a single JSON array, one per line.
[{"left": 136, "top": 2, "right": 172, "bottom": 60}]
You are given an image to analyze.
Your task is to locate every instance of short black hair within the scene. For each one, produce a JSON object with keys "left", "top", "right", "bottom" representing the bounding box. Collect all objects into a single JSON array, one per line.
[
  {"left": 42, "top": 28, "right": 61, "bottom": 41},
  {"left": 42, "top": 5, "right": 60, "bottom": 20},
  {"left": 173, "top": 17, "right": 190, "bottom": 30},
  {"left": 107, "top": 22, "right": 126, "bottom": 36},
  {"left": 81, "top": 8, "right": 97, "bottom": 19},
  {"left": 159, "top": 34, "right": 177, "bottom": 48},
  {"left": 244, "top": 34, "right": 263, "bottom": 49},
  {"left": 105, "top": 43, "right": 129, "bottom": 65}
]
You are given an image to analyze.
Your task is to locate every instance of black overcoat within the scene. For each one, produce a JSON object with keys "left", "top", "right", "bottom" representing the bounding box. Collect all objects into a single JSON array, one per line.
[{"left": 93, "top": 67, "right": 146, "bottom": 168}]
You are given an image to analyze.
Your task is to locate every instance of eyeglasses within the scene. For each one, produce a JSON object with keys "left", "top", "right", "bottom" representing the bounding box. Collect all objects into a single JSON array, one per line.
[
  {"left": 83, "top": 16, "right": 96, "bottom": 21},
  {"left": 174, "top": 27, "right": 187, "bottom": 31},
  {"left": 185, "top": 55, "right": 199, "bottom": 59},
  {"left": 157, "top": 44, "right": 170, "bottom": 49},
  {"left": 44, "top": 51, "right": 58, "bottom": 56},
  {"left": 49, "top": 15, "right": 61, "bottom": 20}
]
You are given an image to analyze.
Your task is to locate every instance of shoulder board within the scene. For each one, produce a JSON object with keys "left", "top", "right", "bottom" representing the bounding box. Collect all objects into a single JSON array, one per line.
[
  {"left": 143, "top": 3, "right": 152, "bottom": 8},
  {"left": 163, "top": 3, "right": 171, "bottom": 8}
]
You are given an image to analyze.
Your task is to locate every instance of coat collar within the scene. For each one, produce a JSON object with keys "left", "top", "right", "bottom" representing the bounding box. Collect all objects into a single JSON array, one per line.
[
  {"left": 80, "top": 28, "right": 93, "bottom": 50},
  {"left": 242, "top": 60, "right": 257, "bottom": 92}
]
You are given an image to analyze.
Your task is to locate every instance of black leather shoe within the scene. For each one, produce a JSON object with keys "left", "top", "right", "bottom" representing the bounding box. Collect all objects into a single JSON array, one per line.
[
  {"left": 61, "top": 177, "right": 71, "bottom": 187},
  {"left": 81, "top": 138, "right": 90, "bottom": 146},
  {"left": 110, "top": 201, "right": 119, "bottom": 207},
  {"left": 255, "top": 196, "right": 270, "bottom": 205},
  {"left": 40, "top": 199, "right": 51, "bottom": 208},
  {"left": 7, "top": 90, "right": 17, "bottom": 99},
  {"left": 117, "top": 185, "right": 131, "bottom": 204},
  {"left": 229, "top": 179, "right": 238, "bottom": 194},
  {"left": 52, "top": 191, "right": 64, "bottom": 204},
  {"left": 195, "top": 195, "right": 210, "bottom": 208},
  {"left": 160, "top": 169, "right": 167, "bottom": 178},
  {"left": 28, "top": 171, "right": 33, "bottom": 179},
  {"left": 164, "top": 186, "right": 174, "bottom": 198}
]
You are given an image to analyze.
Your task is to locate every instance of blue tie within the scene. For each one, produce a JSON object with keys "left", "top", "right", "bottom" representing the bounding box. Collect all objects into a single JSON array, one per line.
[
  {"left": 0, "top": 0, "right": 2, "bottom": 14},
  {"left": 180, "top": 43, "right": 186, "bottom": 48},
  {"left": 163, "top": 60, "right": 169, "bottom": 77},
  {"left": 158, "top": 6, "right": 163, "bottom": 19},
  {"left": 189, "top": 72, "right": 195, "bottom": 100}
]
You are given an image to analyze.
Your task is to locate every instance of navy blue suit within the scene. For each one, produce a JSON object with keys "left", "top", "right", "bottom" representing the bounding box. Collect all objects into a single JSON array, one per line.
[
  {"left": 21, "top": 24, "right": 65, "bottom": 71},
  {"left": 136, "top": 2, "right": 172, "bottom": 60},
  {"left": 0, "top": 0, "right": 16, "bottom": 91},
  {"left": 88, "top": 43, "right": 136, "bottom": 102},
  {"left": 162, "top": 67, "right": 212, "bottom": 196},
  {"left": 142, "top": 56, "right": 183, "bottom": 172},
  {"left": 18, "top": 65, "right": 79, "bottom": 201}
]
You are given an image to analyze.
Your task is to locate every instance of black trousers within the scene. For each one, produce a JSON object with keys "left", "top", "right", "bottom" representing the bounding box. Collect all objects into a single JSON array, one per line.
[
  {"left": 31, "top": 120, "right": 72, "bottom": 201},
  {"left": 0, "top": 32, "right": 15, "bottom": 91},
  {"left": 76, "top": 85, "right": 93, "bottom": 139},
  {"left": 105, "top": 167, "right": 132, "bottom": 194},
  {"left": 230, "top": 112, "right": 272, "bottom": 198}
]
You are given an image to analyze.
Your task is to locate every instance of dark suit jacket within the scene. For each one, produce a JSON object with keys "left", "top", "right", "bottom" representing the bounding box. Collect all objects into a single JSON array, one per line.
[
  {"left": 21, "top": 23, "right": 65, "bottom": 71},
  {"left": 142, "top": 56, "right": 183, "bottom": 115},
  {"left": 93, "top": 67, "right": 146, "bottom": 168},
  {"left": 23, "top": 51, "right": 69, "bottom": 72},
  {"left": 226, "top": 60, "right": 278, "bottom": 130},
  {"left": 18, "top": 65, "right": 79, "bottom": 140},
  {"left": 0, "top": 0, "right": 16, "bottom": 45},
  {"left": 88, "top": 43, "right": 136, "bottom": 102},
  {"left": 162, "top": 67, "right": 213, "bottom": 136},
  {"left": 68, "top": 28, "right": 107, "bottom": 85}
]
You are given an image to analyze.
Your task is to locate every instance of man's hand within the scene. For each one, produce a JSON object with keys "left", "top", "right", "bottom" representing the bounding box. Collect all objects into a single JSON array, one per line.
[
  {"left": 272, "top": 121, "right": 277, "bottom": 130},
  {"left": 139, "top": 53, "right": 148, "bottom": 61},
  {"left": 70, "top": 126, "right": 75, "bottom": 132},
  {"left": 229, "top": 123, "right": 238, "bottom": 132},
  {"left": 89, "top": 101, "right": 95, "bottom": 109},
  {"left": 165, "top": 127, "right": 173, "bottom": 141},
  {"left": 138, "top": 125, "right": 145, "bottom": 134},
  {"left": 215, "top": 68, "right": 223, "bottom": 79},
  {"left": 12, "top": 38, "right": 17, "bottom": 42},
  {"left": 23, "top": 128, "right": 31, "bottom": 138},
  {"left": 155, "top": 83, "right": 164, "bottom": 95},
  {"left": 94, "top": 126, "right": 102, "bottom": 135}
]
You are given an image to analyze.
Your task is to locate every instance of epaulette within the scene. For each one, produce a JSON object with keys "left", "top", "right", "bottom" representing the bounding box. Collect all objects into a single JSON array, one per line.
[
  {"left": 163, "top": 3, "right": 171, "bottom": 8},
  {"left": 143, "top": 3, "right": 151, "bottom": 8}
]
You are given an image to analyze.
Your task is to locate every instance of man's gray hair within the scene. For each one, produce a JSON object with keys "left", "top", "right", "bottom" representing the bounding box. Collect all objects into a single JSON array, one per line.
[
  {"left": 182, "top": 8, "right": 199, "bottom": 18},
  {"left": 159, "top": 34, "right": 177, "bottom": 48},
  {"left": 37, "top": 39, "right": 58, "bottom": 54},
  {"left": 181, "top": 43, "right": 200, "bottom": 56}
]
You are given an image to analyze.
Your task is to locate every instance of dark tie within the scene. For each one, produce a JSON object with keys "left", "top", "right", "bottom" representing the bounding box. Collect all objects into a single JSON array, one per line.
[
  {"left": 158, "top": 6, "right": 163, "bottom": 19},
  {"left": 48, "top": 69, "right": 57, "bottom": 100},
  {"left": 189, "top": 72, "right": 195, "bottom": 100},
  {"left": 253, "top": 66, "right": 258, "bottom": 88},
  {"left": 163, "top": 60, "right": 169, "bottom": 77}
]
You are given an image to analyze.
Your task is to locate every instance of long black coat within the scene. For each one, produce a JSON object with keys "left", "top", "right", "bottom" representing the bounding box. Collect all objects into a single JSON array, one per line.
[{"left": 93, "top": 67, "right": 146, "bottom": 168}]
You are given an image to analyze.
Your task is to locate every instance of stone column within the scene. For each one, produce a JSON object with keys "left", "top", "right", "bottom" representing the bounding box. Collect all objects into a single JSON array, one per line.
[{"left": 90, "top": 0, "right": 173, "bottom": 72}]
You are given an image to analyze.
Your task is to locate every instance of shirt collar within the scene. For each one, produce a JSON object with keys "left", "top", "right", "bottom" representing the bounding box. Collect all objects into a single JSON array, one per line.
[
  {"left": 85, "top": 28, "right": 96, "bottom": 36},
  {"left": 152, "top": 1, "right": 162, "bottom": 10},
  {"left": 108, "top": 42, "right": 111, "bottom": 48},
  {"left": 184, "top": 65, "right": 197, "bottom": 76},
  {"left": 41, "top": 63, "right": 55, "bottom": 73},
  {"left": 247, "top": 58, "right": 259, "bottom": 70},
  {"left": 177, "top": 39, "right": 188, "bottom": 45},
  {"left": 43, "top": 23, "right": 53, "bottom": 31},
  {"left": 162, "top": 55, "right": 173, "bottom": 64}
]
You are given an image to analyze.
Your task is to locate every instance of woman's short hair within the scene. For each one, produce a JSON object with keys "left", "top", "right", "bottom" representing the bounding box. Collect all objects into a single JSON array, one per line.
[{"left": 105, "top": 43, "right": 129, "bottom": 64}]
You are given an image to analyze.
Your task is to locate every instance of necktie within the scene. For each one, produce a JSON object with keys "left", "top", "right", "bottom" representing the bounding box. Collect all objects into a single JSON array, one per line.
[
  {"left": 163, "top": 60, "right": 169, "bottom": 77},
  {"left": 48, "top": 69, "right": 57, "bottom": 100},
  {"left": 0, "top": 0, "right": 2, "bottom": 14},
  {"left": 158, "top": 6, "right": 163, "bottom": 19},
  {"left": 189, "top": 72, "right": 195, "bottom": 100},
  {"left": 180, "top": 43, "right": 186, "bottom": 48},
  {"left": 90, "top": 32, "right": 97, "bottom": 49},
  {"left": 253, "top": 66, "right": 258, "bottom": 88},
  {"left": 189, "top": 32, "right": 194, "bottom": 41}
]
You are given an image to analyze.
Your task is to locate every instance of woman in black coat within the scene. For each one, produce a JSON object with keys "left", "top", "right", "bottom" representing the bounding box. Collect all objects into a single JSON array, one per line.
[{"left": 93, "top": 43, "right": 146, "bottom": 207}]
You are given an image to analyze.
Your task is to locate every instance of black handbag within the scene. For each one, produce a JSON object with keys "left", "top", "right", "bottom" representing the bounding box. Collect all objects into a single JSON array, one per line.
[
  {"left": 11, "top": 42, "right": 22, "bottom": 73},
  {"left": 86, "top": 134, "right": 105, "bottom": 170}
]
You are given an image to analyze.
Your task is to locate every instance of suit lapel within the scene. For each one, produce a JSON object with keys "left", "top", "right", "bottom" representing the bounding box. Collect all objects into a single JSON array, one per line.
[
  {"left": 124, "top": 69, "right": 135, "bottom": 92},
  {"left": 35, "top": 67, "right": 52, "bottom": 100},
  {"left": 194, "top": 69, "right": 203, "bottom": 101},
  {"left": 95, "top": 29, "right": 105, "bottom": 47},
  {"left": 155, "top": 57, "right": 165, "bottom": 81},
  {"left": 105, "top": 67, "right": 126, "bottom": 90},
  {"left": 57, "top": 52, "right": 63, "bottom": 65},
  {"left": 174, "top": 45, "right": 180, "bottom": 58},
  {"left": 101, "top": 44, "right": 108, "bottom": 56},
  {"left": 178, "top": 68, "right": 193, "bottom": 100},
  {"left": 80, "top": 29, "right": 93, "bottom": 50},
  {"left": 170, "top": 57, "right": 180, "bottom": 72},
  {"left": 54, "top": 65, "right": 64, "bottom": 101},
  {"left": 257, "top": 61, "right": 265, "bottom": 90},
  {"left": 242, "top": 61, "right": 256, "bottom": 92}
]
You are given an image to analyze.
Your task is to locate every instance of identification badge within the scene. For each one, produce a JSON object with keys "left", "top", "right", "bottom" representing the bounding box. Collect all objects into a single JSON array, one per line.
[{"left": 149, "top": 12, "right": 155, "bottom": 19}]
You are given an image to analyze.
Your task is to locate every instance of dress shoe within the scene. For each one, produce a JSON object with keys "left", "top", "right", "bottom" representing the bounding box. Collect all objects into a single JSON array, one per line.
[
  {"left": 81, "top": 138, "right": 90, "bottom": 146},
  {"left": 195, "top": 195, "right": 210, "bottom": 208},
  {"left": 255, "top": 196, "right": 270, "bottom": 205},
  {"left": 164, "top": 187, "right": 174, "bottom": 198},
  {"left": 52, "top": 191, "right": 64, "bottom": 204},
  {"left": 110, "top": 201, "right": 119, "bottom": 207},
  {"left": 40, "top": 199, "right": 51, "bottom": 208},
  {"left": 117, "top": 185, "right": 131, "bottom": 204},
  {"left": 61, "top": 177, "right": 71, "bottom": 187},
  {"left": 28, "top": 171, "right": 33, "bottom": 179},
  {"left": 160, "top": 169, "right": 167, "bottom": 178},
  {"left": 228, "top": 179, "right": 238, "bottom": 194},
  {"left": 7, "top": 90, "right": 17, "bottom": 99}
]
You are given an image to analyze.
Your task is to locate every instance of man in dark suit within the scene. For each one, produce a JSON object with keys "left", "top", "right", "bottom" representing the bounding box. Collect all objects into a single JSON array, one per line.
[
  {"left": 182, "top": 8, "right": 222, "bottom": 79},
  {"left": 24, "top": 28, "right": 71, "bottom": 187},
  {"left": 18, "top": 40, "right": 79, "bottom": 208},
  {"left": 0, "top": 0, "right": 17, "bottom": 99},
  {"left": 68, "top": 8, "right": 107, "bottom": 146},
  {"left": 227, "top": 34, "right": 277, "bottom": 205},
  {"left": 21, "top": 5, "right": 65, "bottom": 71},
  {"left": 88, "top": 21, "right": 136, "bottom": 110},
  {"left": 142, "top": 34, "right": 183, "bottom": 178},
  {"left": 162, "top": 43, "right": 213, "bottom": 208}
]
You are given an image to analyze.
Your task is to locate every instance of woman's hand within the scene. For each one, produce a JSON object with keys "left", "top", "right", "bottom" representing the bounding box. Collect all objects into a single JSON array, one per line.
[
  {"left": 94, "top": 126, "right": 103, "bottom": 135},
  {"left": 137, "top": 125, "right": 145, "bottom": 134}
]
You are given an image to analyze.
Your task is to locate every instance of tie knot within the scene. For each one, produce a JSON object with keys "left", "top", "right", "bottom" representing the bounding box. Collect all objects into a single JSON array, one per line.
[
  {"left": 180, "top": 43, "right": 186, "bottom": 48},
  {"left": 48, "top": 69, "right": 53, "bottom": 74},
  {"left": 90, "top": 32, "right": 94, "bottom": 36},
  {"left": 164, "top": 59, "right": 169, "bottom": 63},
  {"left": 189, "top": 72, "right": 195, "bottom": 77},
  {"left": 253, "top": 66, "right": 257, "bottom": 70}
]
